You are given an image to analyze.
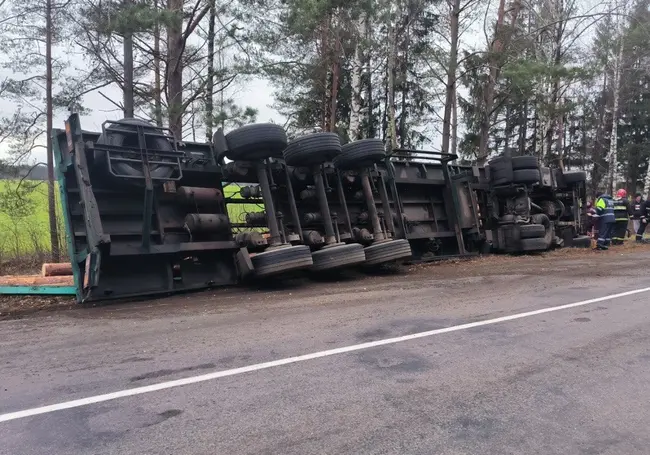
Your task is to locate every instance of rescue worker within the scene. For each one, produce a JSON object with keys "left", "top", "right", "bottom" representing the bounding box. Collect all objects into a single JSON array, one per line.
[
  {"left": 632, "top": 193, "right": 644, "bottom": 239},
  {"left": 595, "top": 192, "right": 615, "bottom": 250},
  {"left": 637, "top": 195, "right": 650, "bottom": 243},
  {"left": 612, "top": 188, "right": 630, "bottom": 245}
]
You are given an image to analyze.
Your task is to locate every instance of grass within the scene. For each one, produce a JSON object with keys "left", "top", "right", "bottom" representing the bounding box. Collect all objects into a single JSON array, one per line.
[
  {"left": 0, "top": 180, "right": 65, "bottom": 261},
  {"left": 0, "top": 179, "right": 265, "bottom": 262}
]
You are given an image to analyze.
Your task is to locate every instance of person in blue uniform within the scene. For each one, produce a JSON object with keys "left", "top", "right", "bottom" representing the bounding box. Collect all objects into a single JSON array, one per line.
[{"left": 594, "top": 192, "right": 615, "bottom": 250}]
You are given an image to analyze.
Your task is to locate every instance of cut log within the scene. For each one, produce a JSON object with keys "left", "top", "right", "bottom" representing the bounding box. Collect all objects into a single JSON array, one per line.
[
  {"left": 42, "top": 262, "right": 73, "bottom": 277},
  {"left": 0, "top": 275, "right": 74, "bottom": 287}
]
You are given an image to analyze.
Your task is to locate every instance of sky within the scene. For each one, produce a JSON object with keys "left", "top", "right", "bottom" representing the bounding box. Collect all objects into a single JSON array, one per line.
[
  {"left": 0, "top": 0, "right": 605, "bottom": 165},
  {"left": 0, "top": 66, "right": 281, "bottom": 164}
]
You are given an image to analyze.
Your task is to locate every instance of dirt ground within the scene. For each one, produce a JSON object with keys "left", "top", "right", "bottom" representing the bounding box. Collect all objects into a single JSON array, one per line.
[{"left": 2, "top": 241, "right": 649, "bottom": 321}]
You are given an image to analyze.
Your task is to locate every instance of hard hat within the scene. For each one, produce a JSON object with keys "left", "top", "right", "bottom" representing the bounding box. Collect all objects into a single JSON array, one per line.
[{"left": 616, "top": 189, "right": 627, "bottom": 198}]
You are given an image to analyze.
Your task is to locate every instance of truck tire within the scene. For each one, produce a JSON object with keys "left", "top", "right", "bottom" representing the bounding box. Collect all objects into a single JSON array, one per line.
[
  {"left": 531, "top": 213, "right": 553, "bottom": 247},
  {"left": 333, "top": 139, "right": 386, "bottom": 170},
  {"left": 520, "top": 223, "right": 546, "bottom": 239},
  {"left": 283, "top": 132, "right": 342, "bottom": 166},
  {"left": 513, "top": 169, "right": 540, "bottom": 184},
  {"left": 251, "top": 245, "right": 313, "bottom": 277},
  {"left": 488, "top": 156, "right": 513, "bottom": 185},
  {"left": 95, "top": 118, "right": 176, "bottom": 180},
  {"left": 225, "top": 123, "right": 288, "bottom": 161},
  {"left": 563, "top": 171, "right": 587, "bottom": 185},
  {"left": 520, "top": 237, "right": 548, "bottom": 252},
  {"left": 311, "top": 243, "right": 366, "bottom": 271},
  {"left": 512, "top": 156, "right": 539, "bottom": 170},
  {"left": 363, "top": 239, "right": 412, "bottom": 265}
]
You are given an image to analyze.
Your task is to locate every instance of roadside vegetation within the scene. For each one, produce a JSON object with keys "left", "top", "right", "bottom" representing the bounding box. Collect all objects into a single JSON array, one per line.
[{"left": 0, "top": 179, "right": 263, "bottom": 274}]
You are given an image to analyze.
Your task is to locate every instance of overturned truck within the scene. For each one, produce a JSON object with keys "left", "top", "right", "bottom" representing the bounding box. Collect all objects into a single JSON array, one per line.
[{"left": 52, "top": 114, "right": 588, "bottom": 303}]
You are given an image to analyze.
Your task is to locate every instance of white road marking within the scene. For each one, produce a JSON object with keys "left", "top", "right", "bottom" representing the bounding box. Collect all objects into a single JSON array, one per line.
[{"left": 2, "top": 286, "right": 650, "bottom": 424}]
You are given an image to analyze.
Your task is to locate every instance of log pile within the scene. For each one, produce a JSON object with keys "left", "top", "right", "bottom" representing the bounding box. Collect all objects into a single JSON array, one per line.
[{"left": 0, "top": 262, "right": 74, "bottom": 288}]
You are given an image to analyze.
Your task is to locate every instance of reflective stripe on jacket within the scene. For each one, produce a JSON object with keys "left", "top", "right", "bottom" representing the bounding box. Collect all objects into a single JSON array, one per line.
[
  {"left": 613, "top": 198, "right": 630, "bottom": 221},
  {"left": 596, "top": 195, "right": 615, "bottom": 223}
]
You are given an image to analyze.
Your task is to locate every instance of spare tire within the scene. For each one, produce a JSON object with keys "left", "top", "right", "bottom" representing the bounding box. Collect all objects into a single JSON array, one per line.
[
  {"left": 333, "top": 139, "right": 386, "bottom": 170},
  {"left": 489, "top": 156, "right": 513, "bottom": 185},
  {"left": 513, "top": 168, "right": 541, "bottom": 184},
  {"left": 520, "top": 223, "right": 546, "bottom": 239},
  {"left": 95, "top": 118, "right": 176, "bottom": 180},
  {"left": 563, "top": 171, "right": 587, "bottom": 185},
  {"left": 283, "top": 132, "right": 341, "bottom": 167},
  {"left": 512, "top": 156, "right": 539, "bottom": 170},
  {"left": 225, "top": 123, "right": 288, "bottom": 161}
]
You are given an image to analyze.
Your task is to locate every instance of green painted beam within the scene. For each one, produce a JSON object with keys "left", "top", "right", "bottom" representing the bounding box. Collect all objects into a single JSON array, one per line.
[{"left": 0, "top": 286, "right": 76, "bottom": 295}]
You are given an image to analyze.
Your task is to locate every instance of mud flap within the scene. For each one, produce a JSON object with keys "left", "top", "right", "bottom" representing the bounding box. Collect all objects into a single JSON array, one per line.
[{"left": 235, "top": 247, "right": 254, "bottom": 280}]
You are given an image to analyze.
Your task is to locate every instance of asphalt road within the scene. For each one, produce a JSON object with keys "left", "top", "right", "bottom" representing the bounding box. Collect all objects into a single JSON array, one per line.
[{"left": 2, "top": 251, "right": 650, "bottom": 454}]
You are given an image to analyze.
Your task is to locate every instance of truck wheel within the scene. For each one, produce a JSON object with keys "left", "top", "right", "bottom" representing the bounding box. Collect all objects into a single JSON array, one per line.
[
  {"left": 225, "top": 123, "right": 288, "bottom": 161},
  {"left": 513, "top": 169, "right": 541, "bottom": 184},
  {"left": 251, "top": 245, "right": 313, "bottom": 277},
  {"left": 95, "top": 118, "right": 176, "bottom": 180},
  {"left": 283, "top": 132, "right": 342, "bottom": 166},
  {"left": 333, "top": 139, "right": 386, "bottom": 170},
  {"left": 563, "top": 171, "right": 587, "bottom": 185},
  {"left": 511, "top": 156, "right": 539, "bottom": 170},
  {"left": 311, "top": 243, "right": 366, "bottom": 271},
  {"left": 520, "top": 237, "right": 548, "bottom": 252},
  {"left": 488, "top": 156, "right": 513, "bottom": 185},
  {"left": 363, "top": 239, "right": 413, "bottom": 265},
  {"left": 520, "top": 223, "right": 545, "bottom": 239}
]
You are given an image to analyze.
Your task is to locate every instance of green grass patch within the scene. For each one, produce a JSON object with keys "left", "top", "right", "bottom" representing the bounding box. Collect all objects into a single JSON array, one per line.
[
  {"left": 0, "top": 180, "right": 266, "bottom": 259},
  {"left": 0, "top": 180, "right": 65, "bottom": 259},
  {"left": 222, "top": 183, "right": 266, "bottom": 233}
]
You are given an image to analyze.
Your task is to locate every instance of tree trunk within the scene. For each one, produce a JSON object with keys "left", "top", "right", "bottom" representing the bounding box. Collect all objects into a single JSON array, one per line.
[
  {"left": 609, "top": 32, "right": 624, "bottom": 193},
  {"left": 545, "top": 0, "right": 564, "bottom": 165},
  {"left": 451, "top": 87, "right": 458, "bottom": 156},
  {"left": 205, "top": 0, "right": 216, "bottom": 141},
  {"left": 123, "top": 0, "right": 134, "bottom": 118},
  {"left": 153, "top": 0, "right": 163, "bottom": 127},
  {"left": 320, "top": 16, "right": 330, "bottom": 131},
  {"left": 386, "top": 8, "right": 398, "bottom": 151},
  {"left": 441, "top": 0, "right": 460, "bottom": 156},
  {"left": 365, "top": 20, "right": 375, "bottom": 138},
  {"left": 348, "top": 15, "right": 365, "bottom": 140},
  {"left": 518, "top": 102, "right": 528, "bottom": 154},
  {"left": 45, "top": 0, "right": 60, "bottom": 263},
  {"left": 476, "top": 0, "right": 507, "bottom": 165},
  {"left": 167, "top": 0, "right": 184, "bottom": 139},
  {"left": 477, "top": 0, "right": 521, "bottom": 164},
  {"left": 329, "top": 19, "right": 341, "bottom": 133},
  {"left": 556, "top": 97, "right": 565, "bottom": 170}
]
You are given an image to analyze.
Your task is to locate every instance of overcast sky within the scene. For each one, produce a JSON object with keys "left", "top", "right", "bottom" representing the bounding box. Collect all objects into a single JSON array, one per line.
[
  {"left": 0, "top": 65, "right": 281, "bottom": 164},
  {"left": 0, "top": 0, "right": 604, "bottom": 166}
]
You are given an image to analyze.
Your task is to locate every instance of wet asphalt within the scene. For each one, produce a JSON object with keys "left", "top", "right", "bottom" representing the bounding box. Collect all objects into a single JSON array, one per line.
[{"left": 1, "top": 252, "right": 650, "bottom": 454}]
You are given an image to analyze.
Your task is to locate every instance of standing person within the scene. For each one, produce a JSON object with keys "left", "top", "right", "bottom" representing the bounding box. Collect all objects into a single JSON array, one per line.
[
  {"left": 637, "top": 195, "right": 650, "bottom": 243},
  {"left": 612, "top": 189, "right": 630, "bottom": 245},
  {"left": 632, "top": 193, "right": 644, "bottom": 239},
  {"left": 595, "top": 192, "right": 615, "bottom": 250}
]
